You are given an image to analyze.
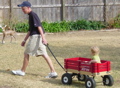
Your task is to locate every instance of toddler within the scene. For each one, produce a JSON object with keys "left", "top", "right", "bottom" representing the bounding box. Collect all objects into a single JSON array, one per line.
[{"left": 89, "top": 46, "right": 101, "bottom": 64}]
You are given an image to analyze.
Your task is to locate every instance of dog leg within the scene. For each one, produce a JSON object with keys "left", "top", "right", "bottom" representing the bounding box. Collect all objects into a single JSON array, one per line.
[
  {"left": 10, "top": 35, "right": 16, "bottom": 43},
  {"left": 2, "top": 34, "right": 5, "bottom": 44},
  {"left": 10, "top": 36, "right": 13, "bottom": 43},
  {"left": 13, "top": 35, "right": 16, "bottom": 42}
]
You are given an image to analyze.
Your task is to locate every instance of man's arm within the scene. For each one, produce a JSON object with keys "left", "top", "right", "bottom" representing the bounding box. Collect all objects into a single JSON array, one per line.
[
  {"left": 21, "top": 31, "right": 30, "bottom": 46},
  {"left": 38, "top": 26, "right": 47, "bottom": 45}
]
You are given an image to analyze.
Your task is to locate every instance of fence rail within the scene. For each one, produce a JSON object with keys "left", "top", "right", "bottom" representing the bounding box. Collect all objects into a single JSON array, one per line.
[{"left": 0, "top": 0, "right": 120, "bottom": 24}]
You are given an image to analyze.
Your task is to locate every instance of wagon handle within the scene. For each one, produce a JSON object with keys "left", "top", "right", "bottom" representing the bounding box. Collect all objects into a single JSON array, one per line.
[{"left": 45, "top": 44, "right": 66, "bottom": 71}]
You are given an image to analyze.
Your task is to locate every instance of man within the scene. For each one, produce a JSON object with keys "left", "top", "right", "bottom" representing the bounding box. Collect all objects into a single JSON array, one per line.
[{"left": 12, "top": 1, "right": 57, "bottom": 78}]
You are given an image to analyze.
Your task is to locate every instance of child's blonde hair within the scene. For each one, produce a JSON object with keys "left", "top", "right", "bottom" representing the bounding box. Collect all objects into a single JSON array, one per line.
[{"left": 91, "top": 46, "right": 100, "bottom": 55}]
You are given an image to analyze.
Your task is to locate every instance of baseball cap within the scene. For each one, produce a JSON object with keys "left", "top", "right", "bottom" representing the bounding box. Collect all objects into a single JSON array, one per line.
[{"left": 17, "top": 1, "right": 31, "bottom": 7}]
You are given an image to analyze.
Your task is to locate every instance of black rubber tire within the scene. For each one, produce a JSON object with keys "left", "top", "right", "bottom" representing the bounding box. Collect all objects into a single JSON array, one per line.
[
  {"left": 77, "top": 74, "right": 88, "bottom": 81},
  {"left": 85, "top": 77, "right": 96, "bottom": 88},
  {"left": 103, "top": 75, "right": 114, "bottom": 86},
  {"left": 61, "top": 73, "right": 72, "bottom": 85}
]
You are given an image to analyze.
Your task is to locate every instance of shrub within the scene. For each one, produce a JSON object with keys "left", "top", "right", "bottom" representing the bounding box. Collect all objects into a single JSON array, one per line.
[
  {"left": 10, "top": 19, "right": 107, "bottom": 33},
  {"left": 112, "top": 14, "right": 120, "bottom": 28},
  {"left": 15, "top": 22, "right": 29, "bottom": 32},
  {"left": 42, "top": 21, "right": 69, "bottom": 32},
  {"left": 89, "top": 21, "right": 106, "bottom": 30},
  {"left": 69, "top": 19, "right": 106, "bottom": 30},
  {"left": 0, "top": 28, "right": 2, "bottom": 32}
]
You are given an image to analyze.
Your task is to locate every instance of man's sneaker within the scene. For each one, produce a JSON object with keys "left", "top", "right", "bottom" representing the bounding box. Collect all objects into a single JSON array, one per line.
[
  {"left": 45, "top": 72, "right": 58, "bottom": 78},
  {"left": 12, "top": 70, "right": 25, "bottom": 76}
]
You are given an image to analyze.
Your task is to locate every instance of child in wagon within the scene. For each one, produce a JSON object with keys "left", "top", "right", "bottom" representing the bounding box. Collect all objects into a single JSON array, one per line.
[{"left": 89, "top": 46, "right": 101, "bottom": 64}]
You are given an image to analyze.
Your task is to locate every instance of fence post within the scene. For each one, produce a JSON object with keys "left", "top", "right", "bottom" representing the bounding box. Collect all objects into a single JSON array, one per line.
[
  {"left": 9, "top": 0, "right": 13, "bottom": 24},
  {"left": 103, "top": 0, "right": 107, "bottom": 22},
  {"left": 61, "top": 0, "right": 66, "bottom": 21}
]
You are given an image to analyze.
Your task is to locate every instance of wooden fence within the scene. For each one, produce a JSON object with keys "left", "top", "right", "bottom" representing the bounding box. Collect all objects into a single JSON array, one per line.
[{"left": 0, "top": 0, "right": 120, "bottom": 24}]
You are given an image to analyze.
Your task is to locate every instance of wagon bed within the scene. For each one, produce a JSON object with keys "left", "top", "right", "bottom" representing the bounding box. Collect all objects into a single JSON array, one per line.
[{"left": 64, "top": 57, "right": 111, "bottom": 76}]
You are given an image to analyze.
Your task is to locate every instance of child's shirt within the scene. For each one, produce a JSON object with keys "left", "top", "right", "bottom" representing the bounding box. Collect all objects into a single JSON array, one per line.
[{"left": 92, "top": 55, "right": 101, "bottom": 63}]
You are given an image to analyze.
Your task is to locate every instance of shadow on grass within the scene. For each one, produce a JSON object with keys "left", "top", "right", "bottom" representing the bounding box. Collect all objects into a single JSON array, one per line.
[
  {"left": 40, "top": 78, "right": 85, "bottom": 88},
  {"left": 25, "top": 72, "right": 45, "bottom": 77},
  {"left": 0, "top": 69, "right": 12, "bottom": 75},
  {"left": 41, "top": 77, "right": 111, "bottom": 88}
]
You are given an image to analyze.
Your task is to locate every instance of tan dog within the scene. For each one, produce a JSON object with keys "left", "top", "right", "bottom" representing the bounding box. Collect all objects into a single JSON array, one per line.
[{"left": 0, "top": 25, "right": 16, "bottom": 44}]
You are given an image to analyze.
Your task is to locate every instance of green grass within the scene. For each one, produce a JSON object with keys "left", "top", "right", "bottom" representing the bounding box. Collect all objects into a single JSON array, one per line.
[{"left": 0, "top": 30, "right": 119, "bottom": 88}]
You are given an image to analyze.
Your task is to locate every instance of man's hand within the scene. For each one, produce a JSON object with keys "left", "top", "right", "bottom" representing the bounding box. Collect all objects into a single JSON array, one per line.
[
  {"left": 42, "top": 38, "right": 48, "bottom": 45},
  {"left": 21, "top": 40, "right": 26, "bottom": 46}
]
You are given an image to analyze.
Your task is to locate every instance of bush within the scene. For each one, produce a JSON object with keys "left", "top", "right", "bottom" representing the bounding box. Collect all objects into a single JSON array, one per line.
[
  {"left": 112, "top": 14, "right": 120, "bottom": 28},
  {"left": 89, "top": 20, "right": 106, "bottom": 30},
  {"left": 42, "top": 21, "right": 69, "bottom": 32},
  {"left": 13, "top": 19, "right": 106, "bottom": 33},
  {"left": 42, "top": 20, "right": 106, "bottom": 32},
  {"left": 69, "top": 19, "right": 106, "bottom": 30},
  {"left": 15, "top": 22, "right": 29, "bottom": 32},
  {"left": 0, "top": 28, "right": 2, "bottom": 32}
]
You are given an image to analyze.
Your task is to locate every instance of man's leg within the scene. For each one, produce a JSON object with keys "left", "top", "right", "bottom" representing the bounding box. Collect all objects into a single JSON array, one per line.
[
  {"left": 42, "top": 54, "right": 55, "bottom": 72},
  {"left": 12, "top": 53, "right": 29, "bottom": 76},
  {"left": 21, "top": 53, "right": 29, "bottom": 72},
  {"left": 42, "top": 54, "right": 57, "bottom": 78}
]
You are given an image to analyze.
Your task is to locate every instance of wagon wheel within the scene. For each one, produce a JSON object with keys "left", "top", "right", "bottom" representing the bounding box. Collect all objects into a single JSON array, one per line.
[
  {"left": 103, "top": 75, "right": 114, "bottom": 86},
  {"left": 77, "top": 74, "right": 88, "bottom": 81},
  {"left": 61, "top": 73, "right": 72, "bottom": 85},
  {"left": 85, "top": 77, "right": 96, "bottom": 88}
]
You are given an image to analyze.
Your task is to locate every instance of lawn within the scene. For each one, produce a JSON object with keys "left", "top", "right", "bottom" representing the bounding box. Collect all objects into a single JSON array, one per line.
[{"left": 0, "top": 30, "right": 120, "bottom": 88}]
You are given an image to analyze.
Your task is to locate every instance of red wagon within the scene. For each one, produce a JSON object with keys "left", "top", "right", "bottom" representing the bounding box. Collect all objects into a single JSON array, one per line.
[{"left": 61, "top": 57, "right": 114, "bottom": 88}]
